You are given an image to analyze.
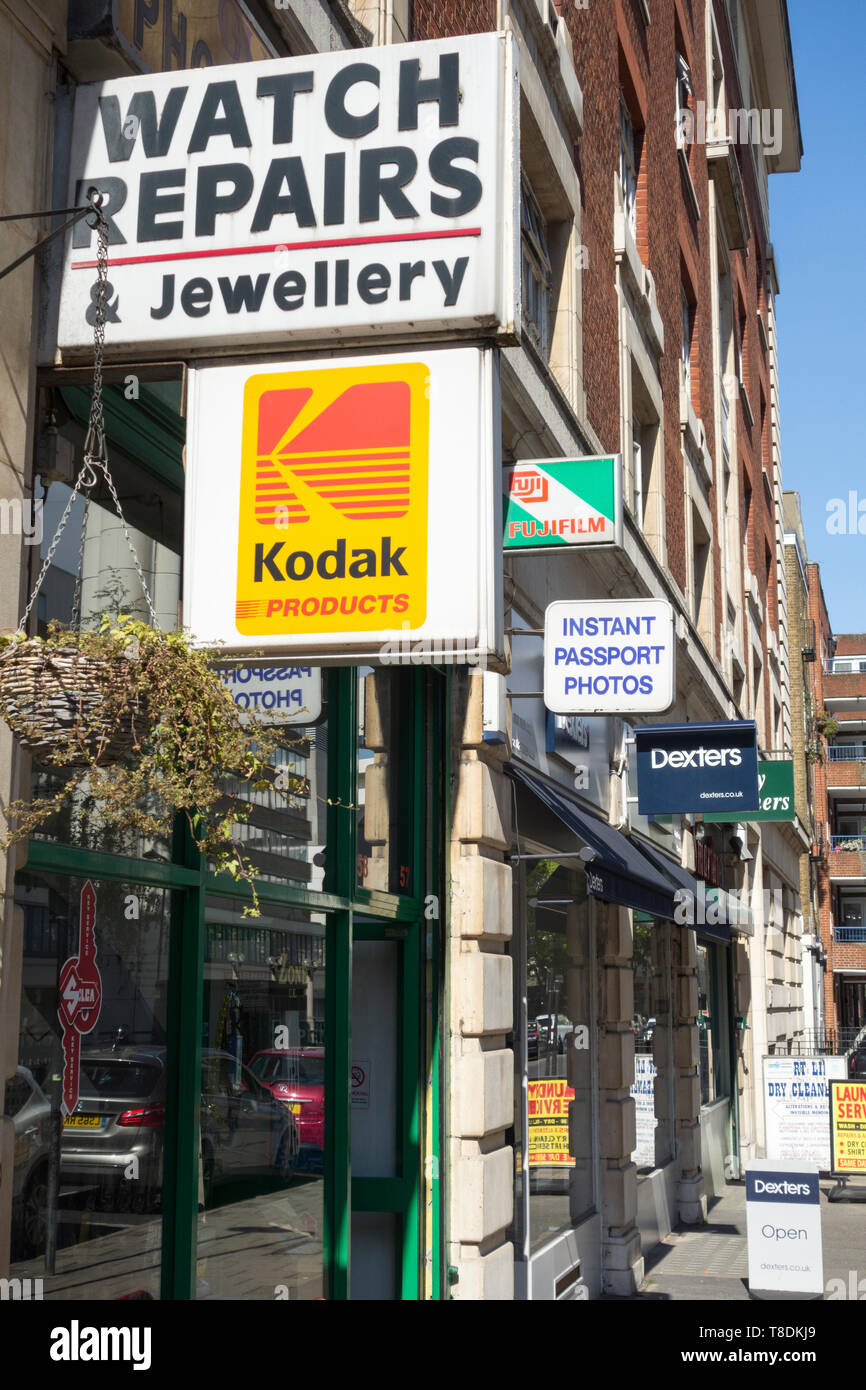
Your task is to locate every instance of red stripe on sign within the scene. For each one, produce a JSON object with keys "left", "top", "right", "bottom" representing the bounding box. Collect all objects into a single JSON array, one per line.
[{"left": 71, "top": 227, "right": 482, "bottom": 269}]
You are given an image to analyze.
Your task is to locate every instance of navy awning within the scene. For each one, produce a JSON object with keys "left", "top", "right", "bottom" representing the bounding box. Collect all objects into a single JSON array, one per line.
[
  {"left": 636, "top": 839, "right": 732, "bottom": 944},
  {"left": 507, "top": 764, "right": 678, "bottom": 922}
]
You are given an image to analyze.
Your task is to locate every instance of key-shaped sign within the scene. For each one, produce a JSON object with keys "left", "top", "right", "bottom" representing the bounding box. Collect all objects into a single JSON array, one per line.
[{"left": 57, "top": 881, "right": 102, "bottom": 1116}]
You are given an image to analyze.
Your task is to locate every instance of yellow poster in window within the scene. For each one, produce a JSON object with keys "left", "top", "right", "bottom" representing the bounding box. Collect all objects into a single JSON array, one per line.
[{"left": 528, "top": 1078, "right": 574, "bottom": 1167}]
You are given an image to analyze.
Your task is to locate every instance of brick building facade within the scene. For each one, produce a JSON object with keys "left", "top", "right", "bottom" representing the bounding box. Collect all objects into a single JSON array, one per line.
[{"left": 0, "top": 0, "right": 807, "bottom": 1302}]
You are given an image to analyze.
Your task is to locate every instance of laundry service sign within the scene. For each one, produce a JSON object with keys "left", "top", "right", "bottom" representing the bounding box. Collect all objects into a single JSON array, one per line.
[{"left": 48, "top": 33, "right": 518, "bottom": 359}]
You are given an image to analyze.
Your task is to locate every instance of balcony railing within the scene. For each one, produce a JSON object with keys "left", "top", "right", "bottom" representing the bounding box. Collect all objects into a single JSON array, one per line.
[
  {"left": 834, "top": 926, "right": 866, "bottom": 944},
  {"left": 828, "top": 658, "right": 866, "bottom": 675},
  {"left": 830, "top": 835, "right": 866, "bottom": 852},
  {"left": 828, "top": 746, "right": 866, "bottom": 761}
]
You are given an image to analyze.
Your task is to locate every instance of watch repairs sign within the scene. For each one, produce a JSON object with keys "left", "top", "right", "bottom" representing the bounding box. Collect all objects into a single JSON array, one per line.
[
  {"left": 45, "top": 32, "right": 519, "bottom": 360},
  {"left": 634, "top": 720, "right": 759, "bottom": 817},
  {"left": 503, "top": 455, "right": 622, "bottom": 550},
  {"left": 543, "top": 598, "right": 675, "bottom": 714},
  {"left": 184, "top": 346, "right": 502, "bottom": 662},
  {"left": 745, "top": 1160, "right": 823, "bottom": 1298}
]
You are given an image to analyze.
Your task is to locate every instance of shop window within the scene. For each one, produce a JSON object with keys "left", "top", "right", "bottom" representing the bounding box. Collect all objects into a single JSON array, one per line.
[
  {"left": 356, "top": 668, "right": 416, "bottom": 896},
  {"left": 219, "top": 694, "right": 329, "bottom": 893},
  {"left": 512, "top": 857, "right": 596, "bottom": 1254},
  {"left": 30, "top": 379, "right": 183, "bottom": 861},
  {"left": 9, "top": 871, "right": 171, "bottom": 1296},
  {"left": 631, "top": 917, "right": 674, "bottom": 1170},
  {"left": 696, "top": 941, "right": 731, "bottom": 1106},
  {"left": 197, "top": 897, "right": 328, "bottom": 1300}
]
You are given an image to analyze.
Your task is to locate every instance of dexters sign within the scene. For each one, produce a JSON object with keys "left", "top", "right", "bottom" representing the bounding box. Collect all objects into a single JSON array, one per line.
[
  {"left": 635, "top": 721, "right": 760, "bottom": 817},
  {"left": 543, "top": 599, "right": 675, "bottom": 714},
  {"left": 46, "top": 33, "right": 519, "bottom": 360},
  {"left": 745, "top": 1160, "right": 823, "bottom": 1298}
]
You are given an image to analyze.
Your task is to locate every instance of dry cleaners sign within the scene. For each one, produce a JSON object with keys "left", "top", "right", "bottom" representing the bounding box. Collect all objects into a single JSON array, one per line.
[
  {"left": 47, "top": 33, "right": 518, "bottom": 359},
  {"left": 543, "top": 599, "right": 675, "bottom": 715}
]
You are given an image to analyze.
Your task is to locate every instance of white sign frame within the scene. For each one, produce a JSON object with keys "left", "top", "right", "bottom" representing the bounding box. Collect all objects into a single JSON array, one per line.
[
  {"left": 43, "top": 33, "right": 519, "bottom": 362},
  {"left": 543, "top": 598, "right": 675, "bottom": 715},
  {"left": 183, "top": 344, "right": 504, "bottom": 664}
]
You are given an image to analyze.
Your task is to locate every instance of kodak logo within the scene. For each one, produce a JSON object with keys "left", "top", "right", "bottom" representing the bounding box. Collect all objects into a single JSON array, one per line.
[
  {"left": 254, "top": 536, "right": 408, "bottom": 582},
  {"left": 236, "top": 362, "right": 429, "bottom": 636}
]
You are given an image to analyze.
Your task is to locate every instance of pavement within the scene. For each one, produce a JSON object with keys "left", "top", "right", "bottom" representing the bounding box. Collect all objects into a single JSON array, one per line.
[{"left": 608, "top": 1177, "right": 866, "bottom": 1301}]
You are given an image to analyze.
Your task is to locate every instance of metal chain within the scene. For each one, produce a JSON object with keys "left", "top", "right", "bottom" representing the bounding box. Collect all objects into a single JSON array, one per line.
[
  {"left": 17, "top": 190, "right": 159, "bottom": 634},
  {"left": 70, "top": 490, "right": 90, "bottom": 631},
  {"left": 16, "top": 460, "right": 98, "bottom": 634},
  {"left": 83, "top": 194, "right": 108, "bottom": 467}
]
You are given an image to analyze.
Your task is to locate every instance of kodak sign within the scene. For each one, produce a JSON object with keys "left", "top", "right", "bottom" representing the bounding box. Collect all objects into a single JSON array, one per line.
[
  {"left": 184, "top": 347, "right": 502, "bottom": 664},
  {"left": 236, "top": 362, "right": 429, "bottom": 634}
]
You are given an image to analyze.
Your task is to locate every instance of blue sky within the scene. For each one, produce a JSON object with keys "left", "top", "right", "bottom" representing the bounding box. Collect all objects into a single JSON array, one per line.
[{"left": 770, "top": 0, "right": 866, "bottom": 634}]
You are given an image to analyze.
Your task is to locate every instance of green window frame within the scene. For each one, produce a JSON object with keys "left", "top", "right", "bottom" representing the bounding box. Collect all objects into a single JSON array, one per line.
[{"left": 22, "top": 378, "right": 446, "bottom": 1301}]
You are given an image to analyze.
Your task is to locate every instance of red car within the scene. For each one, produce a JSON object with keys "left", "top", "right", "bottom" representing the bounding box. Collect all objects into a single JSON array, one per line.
[{"left": 248, "top": 1048, "right": 325, "bottom": 1153}]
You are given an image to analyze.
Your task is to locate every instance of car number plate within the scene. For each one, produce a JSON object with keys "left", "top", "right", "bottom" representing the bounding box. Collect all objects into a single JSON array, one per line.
[{"left": 63, "top": 1115, "right": 106, "bottom": 1129}]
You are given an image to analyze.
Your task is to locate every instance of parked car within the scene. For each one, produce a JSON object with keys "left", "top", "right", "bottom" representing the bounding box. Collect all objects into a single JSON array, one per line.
[
  {"left": 60, "top": 1047, "right": 298, "bottom": 1210},
  {"left": 535, "top": 1014, "right": 573, "bottom": 1054},
  {"left": 248, "top": 1047, "right": 325, "bottom": 1153},
  {"left": 846, "top": 1027, "right": 866, "bottom": 1078},
  {"left": 5, "top": 1066, "right": 52, "bottom": 1258}
]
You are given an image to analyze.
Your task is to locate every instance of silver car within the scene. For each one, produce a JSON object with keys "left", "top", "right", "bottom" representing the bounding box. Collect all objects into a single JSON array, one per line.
[{"left": 61, "top": 1046, "right": 299, "bottom": 1210}]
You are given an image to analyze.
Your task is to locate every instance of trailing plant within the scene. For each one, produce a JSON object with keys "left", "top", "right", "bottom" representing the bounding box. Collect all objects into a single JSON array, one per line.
[
  {"left": 0, "top": 615, "right": 306, "bottom": 916},
  {"left": 814, "top": 708, "right": 839, "bottom": 740}
]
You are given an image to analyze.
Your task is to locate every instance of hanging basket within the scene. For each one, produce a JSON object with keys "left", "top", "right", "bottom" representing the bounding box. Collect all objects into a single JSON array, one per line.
[{"left": 0, "top": 638, "right": 149, "bottom": 765}]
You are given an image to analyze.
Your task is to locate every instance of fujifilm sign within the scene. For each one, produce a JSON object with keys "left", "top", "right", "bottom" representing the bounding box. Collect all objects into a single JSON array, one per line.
[
  {"left": 635, "top": 721, "right": 759, "bottom": 817},
  {"left": 44, "top": 34, "right": 519, "bottom": 360}
]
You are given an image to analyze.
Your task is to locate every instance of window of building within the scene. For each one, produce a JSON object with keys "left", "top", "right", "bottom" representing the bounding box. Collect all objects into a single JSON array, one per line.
[
  {"left": 632, "top": 421, "right": 645, "bottom": 528},
  {"left": 736, "top": 293, "right": 748, "bottom": 389},
  {"left": 520, "top": 178, "right": 552, "bottom": 358},
  {"left": 681, "top": 287, "right": 694, "bottom": 398},
  {"left": 675, "top": 50, "right": 693, "bottom": 151},
  {"left": 691, "top": 504, "right": 713, "bottom": 642},
  {"left": 619, "top": 93, "right": 639, "bottom": 239}
]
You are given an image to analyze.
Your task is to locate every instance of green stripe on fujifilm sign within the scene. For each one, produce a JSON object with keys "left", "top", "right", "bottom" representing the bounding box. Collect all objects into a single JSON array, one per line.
[{"left": 503, "top": 456, "right": 622, "bottom": 550}]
